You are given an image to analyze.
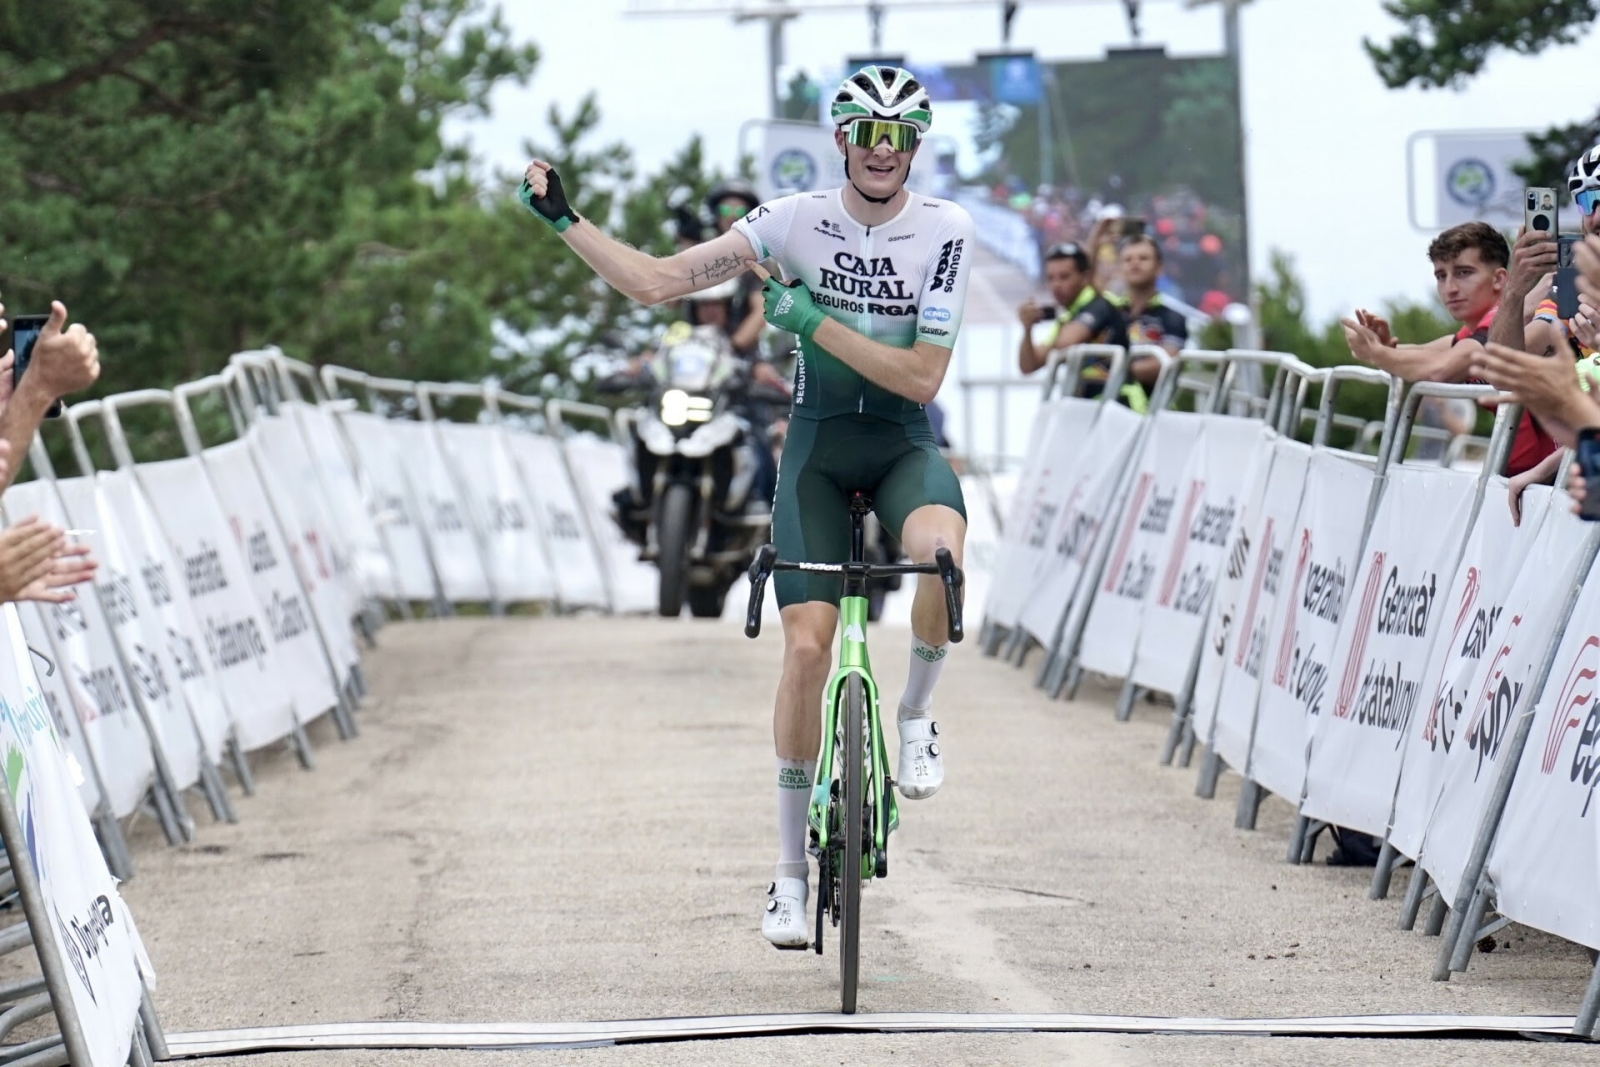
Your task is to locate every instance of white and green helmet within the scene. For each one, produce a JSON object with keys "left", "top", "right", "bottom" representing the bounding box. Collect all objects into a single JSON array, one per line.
[{"left": 830, "top": 66, "right": 932, "bottom": 133}]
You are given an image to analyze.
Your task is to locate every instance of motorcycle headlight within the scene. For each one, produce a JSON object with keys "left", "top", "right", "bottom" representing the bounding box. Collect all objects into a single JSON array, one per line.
[{"left": 661, "top": 389, "right": 714, "bottom": 427}]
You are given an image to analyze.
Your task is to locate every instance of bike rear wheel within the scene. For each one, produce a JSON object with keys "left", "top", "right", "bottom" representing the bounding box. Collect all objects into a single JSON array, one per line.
[{"left": 839, "top": 673, "right": 865, "bottom": 1014}]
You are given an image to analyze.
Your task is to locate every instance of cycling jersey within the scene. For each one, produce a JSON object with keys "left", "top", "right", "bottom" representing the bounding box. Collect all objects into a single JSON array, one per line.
[{"left": 732, "top": 188, "right": 976, "bottom": 423}]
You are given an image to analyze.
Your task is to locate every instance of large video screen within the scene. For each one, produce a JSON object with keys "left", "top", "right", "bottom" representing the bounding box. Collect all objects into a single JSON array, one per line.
[{"left": 886, "top": 51, "right": 1248, "bottom": 312}]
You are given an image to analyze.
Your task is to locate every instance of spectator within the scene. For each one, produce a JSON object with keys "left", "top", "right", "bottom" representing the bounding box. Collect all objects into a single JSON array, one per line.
[
  {"left": 703, "top": 180, "right": 768, "bottom": 359},
  {"left": 1342, "top": 222, "right": 1561, "bottom": 476},
  {"left": 1017, "top": 242, "right": 1128, "bottom": 375},
  {"left": 0, "top": 299, "right": 99, "bottom": 603},
  {"left": 1118, "top": 234, "right": 1187, "bottom": 383}
]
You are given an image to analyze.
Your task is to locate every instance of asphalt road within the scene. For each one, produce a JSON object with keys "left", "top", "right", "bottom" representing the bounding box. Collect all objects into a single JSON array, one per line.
[{"left": 121, "top": 617, "right": 1598, "bottom": 1066}]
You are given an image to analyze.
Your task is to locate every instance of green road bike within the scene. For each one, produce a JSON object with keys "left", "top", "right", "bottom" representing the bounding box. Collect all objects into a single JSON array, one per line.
[{"left": 745, "top": 491, "right": 964, "bottom": 1014}]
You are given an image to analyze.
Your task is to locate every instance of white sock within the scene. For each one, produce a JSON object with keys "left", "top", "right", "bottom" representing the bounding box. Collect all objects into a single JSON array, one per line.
[
  {"left": 900, "top": 636, "right": 948, "bottom": 719},
  {"left": 775, "top": 758, "right": 815, "bottom": 881}
]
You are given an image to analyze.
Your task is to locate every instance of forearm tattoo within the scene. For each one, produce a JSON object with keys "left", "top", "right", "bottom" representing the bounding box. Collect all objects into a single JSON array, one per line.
[{"left": 688, "top": 254, "right": 753, "bottom": 286}]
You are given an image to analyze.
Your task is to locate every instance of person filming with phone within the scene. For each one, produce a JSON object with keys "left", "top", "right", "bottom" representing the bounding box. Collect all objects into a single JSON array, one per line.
[
  {"left": 1016, "top": 241, "right": 1149, "bottom": 409},
  {"left": 0, "top": 298, "right": 101, "bottom": 604}
]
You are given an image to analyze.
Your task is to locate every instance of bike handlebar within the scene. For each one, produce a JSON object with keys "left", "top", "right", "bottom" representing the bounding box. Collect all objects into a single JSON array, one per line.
[{"left": 744, "top": 544, "right": 964, "bottom": 644}]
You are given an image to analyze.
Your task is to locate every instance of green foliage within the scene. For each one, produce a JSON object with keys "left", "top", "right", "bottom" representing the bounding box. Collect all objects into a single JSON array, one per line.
[
  {"left": 0, "top": 0, "right": 732, "bottom": 405},
  {"left": 1364, "top": 0, "right": 1599, "bottom": 89},
  {"left": 1366, "top": 1, "right": 1600, "bottom": 186}
]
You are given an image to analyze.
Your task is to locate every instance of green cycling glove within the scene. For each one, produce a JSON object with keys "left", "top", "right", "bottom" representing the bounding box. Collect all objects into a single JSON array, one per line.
[
  {"left": 762, "top": 278, "right": 828, "bottom": 340},
  {"left": 518, "top": 167, "right": 581, "bottom": 233}
]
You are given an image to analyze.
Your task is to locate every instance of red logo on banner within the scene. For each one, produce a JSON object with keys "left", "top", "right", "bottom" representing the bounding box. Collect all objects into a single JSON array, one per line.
[
  {"left": 1272, "top": 529, "right": 1313, "bottom": 688},
  {"left": 1333, "top": 550, "right": 1385, "bottom": 720},
  {"left": 1542, "top": 635, "right": 1599, "bottom": 775},
  {"left": 1236, "top": 518, "right": 1275, "bottom": 669},
  {"left": 1103, "top": 473, "right": 1153, "bottom": 594},
  {"left": 1157, "top": 479, "right": 1206, "bottom": 607}
]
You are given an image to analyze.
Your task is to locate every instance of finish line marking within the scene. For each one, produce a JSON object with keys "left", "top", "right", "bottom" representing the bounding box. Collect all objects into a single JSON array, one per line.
[{"left": 166, "top": 1011, "right": 1590, "bottom": 1055}]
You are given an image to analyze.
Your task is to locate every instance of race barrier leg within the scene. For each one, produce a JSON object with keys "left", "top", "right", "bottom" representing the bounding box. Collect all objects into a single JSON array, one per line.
[
  {"left": 1430, "top": 531, "right": 1600, "bottom": 981},
  {"left": 1369, "top": 837, "right": 1400, "bottom": 900},
  {"left": 1194, "top": 746, "right": 1222, "bottom": 799},
  {"left": 1399, "top": 867, "right": 1432, "bottom": 931},
  {"left": 1113, "top": 681, "right": 1141, "bottom": 723},
  {"left": 1574, "top": 959, "right": 1600, "bottom": 1038},
  {"left": 1233, "top": 777, "right": 1263, "bottom": 830}
]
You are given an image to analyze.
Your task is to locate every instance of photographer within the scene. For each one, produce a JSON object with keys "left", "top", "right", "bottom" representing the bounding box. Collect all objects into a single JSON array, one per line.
[
  {"left": 0, "top": 299, "right": 99, "bottom": 603},
  {"left": 1018, "top": 243, "right": 1145, "bottom": 406}
]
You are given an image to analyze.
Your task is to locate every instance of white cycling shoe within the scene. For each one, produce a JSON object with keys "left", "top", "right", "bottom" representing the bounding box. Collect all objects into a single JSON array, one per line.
[
  {"left": 896, "top": 710, "right": 944, "bottom": 800},
  {"left": 762, "top": 877, "right": 810, "bottom": 949}
]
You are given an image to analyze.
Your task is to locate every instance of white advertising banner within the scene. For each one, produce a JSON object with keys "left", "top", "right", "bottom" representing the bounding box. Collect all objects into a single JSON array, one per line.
[
  {"left": 245, "top": 422, "right": 361, "bottom": 676},
  {"left": 1015, "top": 402, "right": 1142, "bottom": 646},
  {"left": 1195, "top": 439, "right": 1311, "bottom": 753},
  {"left": 501, "top": 430, "right": 609, "bottom": 610},
  {"left": 336, "top": 411, "right": 438, "bottom": 602},
  {"left": 1130, "top": 416, "right": 1270, "bottom": 696},
  {"left": 53, "top": 477, "right": 216, "bottom": 787},
  {"left": 1486, "top": 533, "right": 1600, "bottom": 951},
  {"left": 562, "top": 435, "right": 657, "bottom": 614},
  {"left": 29, "top": 646, "right": 104, "bottom": 818},
  {"left": 1388, "top": 481, "right": 1546, "bottom": 860},
  {"left": 4, "top": 482, "right": 160, "bottom": 819},
  {"left": 136, "top": 457, "right": 298, "bottom": 752},
  {"left": 202, "top": 440, "right": 339, "bottom": 725},
  {"left": 1076, "top": 412, "right": 1206, "bottom": 680},
  {"left": 1418, "top": 501, "right": 1594, "bottom": 903},
  {"left": 1429, "top": 130, "right": 1536, "bottom": 230},
  {"left": 984, "top": 398, "right": 1100, "bottom": 632},
  {"left": 290, "top": 402, "right": 398, "bottom": 600},
  {"left": 95, "top": 469, "right": 235, "bottom": 767},
  {"left": 384, "top": 420, "right": 491, "bottom": 603},
  {"left": 1235, "top": 452, "right": 1373, "bottom": 801},
  {"left": 432, "top": 422, "right": 557, "bottom": 604},
  {"left": 253, "top": 413, "right": 364, "bottom": 624},
  {"left": 0, "top": 605, "right": 151, "bottom": 1067},
  {"left": 1301, "top": 465, "right": 1476, "bottom": 836}
]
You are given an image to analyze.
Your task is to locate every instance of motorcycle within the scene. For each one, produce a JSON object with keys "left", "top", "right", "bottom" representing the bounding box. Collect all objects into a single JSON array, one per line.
[{"left": 603, "top": 323, "right": 789, "bottom": 618}]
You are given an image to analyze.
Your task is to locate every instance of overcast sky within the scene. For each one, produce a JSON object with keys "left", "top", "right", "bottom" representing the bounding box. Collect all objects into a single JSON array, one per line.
[{"left": 449, "top": 0, "right": 1600, "bottom": 325}]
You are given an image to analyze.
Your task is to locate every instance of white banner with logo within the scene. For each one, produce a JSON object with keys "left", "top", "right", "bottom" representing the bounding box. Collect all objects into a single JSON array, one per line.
[
  {"left": 0, "top": 605, "right": 151, "bottom": 1067},
  {"left": 1417, "top": 501, "right": 1595, "bottom": 903},
  {"left": 384, "top": 420, "right": 492, "bottom": 604},
  {"left": 290, "top": 402, "right": 398, "bottom": 600},
  {"left": 244, "top": 423, "right": 361, "bottom": 677},
  {"left": 432, "top": 422, "right": 557, "bottom": 604},
  {"left": 500, "top": 430, "right": 609, "bottom": 610},
  {"left": 1487, "top": 521, "right": 1600, "bottom": 951},
  {"left": 4, "top": 482, "right": 162, "bottom": 818},
  {"left": 1300, "top": 465, "right": 1476, "bottom": 836},
  {"left": 54, "top": 477, "right": 219, "bottom": 785},
  {"left": 984, "top": 398, "right": 1101, "bottom": 632},
  {"left": 95, "top": 469, "right": 236, "bottom": 768},
  {"left": 1130, "top": 416, "right": 1269, "bottom": 696},
  {"left": 1428, "top": 130, "right": 1536, "bottom": 231},
  {"left": 1234, "top": 452, "right": 1373, "bottom": 800},
  {"left": 202, "top": 440, "right": 340, "bottom": 724},
  {"left": 1387, "top": 481, "right": 1546, "bottom": 860},
  {"left": 562, "top": 436, "right": 657, "bottom": 614},
  {"left": 1194, "top": 439, "right": 1311, "bottom": 753},
  {"left": 336, "top": 411, "right": 439, "bottom": 602},
  {"left": 1076, "top": 412, "right": 1206, "bottom": 680},
  {"left": 253, "top": 412, "right": 364, "bottom": 625},
  {"left": 1015, "top": 402, "right": 1141, "bottom": 645},
  {"left": 136, "top": 457, "right": 298, "bottom": 752}
]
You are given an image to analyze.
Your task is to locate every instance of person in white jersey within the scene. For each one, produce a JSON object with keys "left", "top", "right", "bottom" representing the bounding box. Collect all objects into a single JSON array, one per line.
[{"left": 520, "top": 66, "right": 975, "bottom": 948}]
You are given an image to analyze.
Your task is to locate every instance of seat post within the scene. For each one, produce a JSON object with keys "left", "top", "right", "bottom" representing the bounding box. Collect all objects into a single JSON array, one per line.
[{"left": 849, "top": 492, "right": 870, "bottom": 564}]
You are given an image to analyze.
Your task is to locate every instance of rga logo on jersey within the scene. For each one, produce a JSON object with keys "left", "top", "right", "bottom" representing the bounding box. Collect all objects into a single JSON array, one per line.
[
  {"left": 814, "top": 252, "right": 917, "bottom": 317},
  {"left": 922, "top": 307, "right": 951, "bottom": 322},
  {"left": 928, "top": 238, "right": 964, "bottom": 293}
]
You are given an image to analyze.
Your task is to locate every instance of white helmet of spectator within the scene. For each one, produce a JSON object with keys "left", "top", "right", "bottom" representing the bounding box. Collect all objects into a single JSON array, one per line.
[
  {"left": 830, "top": 66, "right": 932, "bottom": 133},
  {"left": 1569, "top": 143, "right": 1600, "bottom": 198}
]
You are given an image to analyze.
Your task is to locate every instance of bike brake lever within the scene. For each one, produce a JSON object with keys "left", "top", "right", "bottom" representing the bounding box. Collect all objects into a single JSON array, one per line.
[{"left": 745, "top": 544, "right": 776, "bottom": 638}]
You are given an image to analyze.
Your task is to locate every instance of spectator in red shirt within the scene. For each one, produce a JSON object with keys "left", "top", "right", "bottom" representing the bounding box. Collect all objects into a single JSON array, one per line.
[{"left": 1341, "top": 222, "right": 1556, "bottom": 475}]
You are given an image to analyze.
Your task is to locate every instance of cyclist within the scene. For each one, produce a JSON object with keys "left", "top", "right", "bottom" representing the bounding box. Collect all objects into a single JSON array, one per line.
[{"left": 519, "top": 65, "right": 973, "bottom": 949}]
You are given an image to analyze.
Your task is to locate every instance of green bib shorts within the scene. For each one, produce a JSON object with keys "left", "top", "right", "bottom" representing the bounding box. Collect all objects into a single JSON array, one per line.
[{"left": 771, "top": 412, "right": 966, "bottom": 607}]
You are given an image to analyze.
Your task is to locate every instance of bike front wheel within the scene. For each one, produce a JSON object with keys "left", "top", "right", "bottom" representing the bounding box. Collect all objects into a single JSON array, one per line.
[{"left": 838, "top": 672, "right": 865, "bottom": 1014}]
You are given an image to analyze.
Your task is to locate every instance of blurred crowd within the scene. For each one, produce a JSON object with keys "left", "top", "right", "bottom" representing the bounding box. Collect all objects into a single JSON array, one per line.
[{"left": 984, "top": 177, "right": 1240, "bottom": 316}]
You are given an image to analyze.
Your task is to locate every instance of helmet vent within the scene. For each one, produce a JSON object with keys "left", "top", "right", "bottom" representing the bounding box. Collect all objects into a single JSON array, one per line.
[{"left": 890, "top": 79, "right": 921, "bottom": 105}]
